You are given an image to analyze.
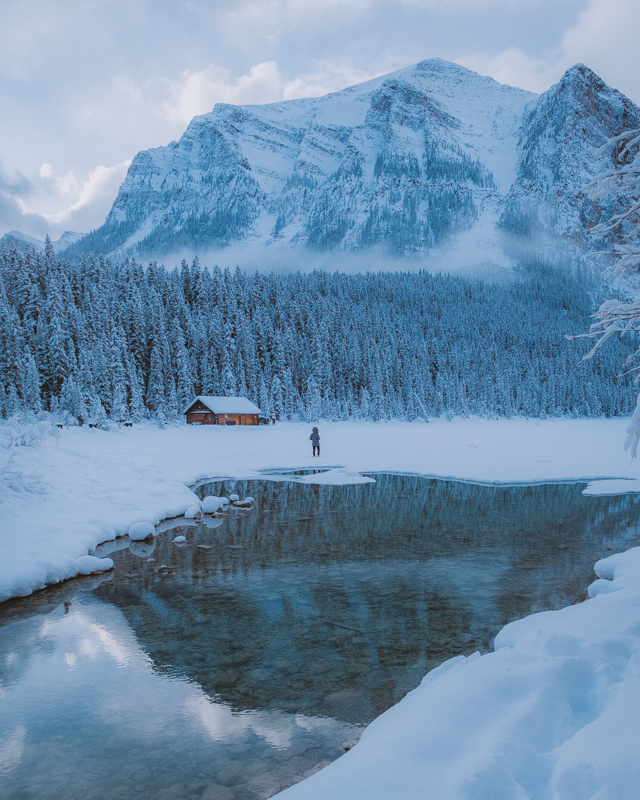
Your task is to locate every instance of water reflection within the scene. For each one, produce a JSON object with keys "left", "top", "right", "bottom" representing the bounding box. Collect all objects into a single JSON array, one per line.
[
  {"left": 1, "top": 475, "right": 640, "bottom": 800},
  {"left": 0, "top": 599, "right": 352, "bottom": 800}
]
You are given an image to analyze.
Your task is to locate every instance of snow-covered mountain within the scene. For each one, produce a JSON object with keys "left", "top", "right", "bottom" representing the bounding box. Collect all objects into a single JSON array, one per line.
[
  {"left": 0, "top": 230, "right": 85, "bottom": 255},
  {"left": 63, "top": 59, "right": 640, "bottom": 268}
]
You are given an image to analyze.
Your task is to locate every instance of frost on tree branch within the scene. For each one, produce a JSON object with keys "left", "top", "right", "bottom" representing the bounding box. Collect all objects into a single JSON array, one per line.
[{"left": 567, "top": 129, "right": 640, "bottom": 454}]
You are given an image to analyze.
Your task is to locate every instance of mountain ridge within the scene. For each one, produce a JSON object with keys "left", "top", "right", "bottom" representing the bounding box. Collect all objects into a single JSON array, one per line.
[
  {"left": 25, "top": 60, "right": 640, "bottom": 270},
  {"left": 0, "top": 230, "right": 85, "bottom": 255}
]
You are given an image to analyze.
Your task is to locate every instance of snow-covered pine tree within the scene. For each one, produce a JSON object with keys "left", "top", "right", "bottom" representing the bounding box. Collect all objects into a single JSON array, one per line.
[
  {"left": 23, "top": 353, "right": 42, "bottom": 413},
  {"left": 571, "top": 129, "right": 640, "bottom": 454}
]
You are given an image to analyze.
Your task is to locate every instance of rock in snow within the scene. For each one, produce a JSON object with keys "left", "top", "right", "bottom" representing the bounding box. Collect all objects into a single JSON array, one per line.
[{"left": 128, "top": 521, "right": 156, "bottom": 540}]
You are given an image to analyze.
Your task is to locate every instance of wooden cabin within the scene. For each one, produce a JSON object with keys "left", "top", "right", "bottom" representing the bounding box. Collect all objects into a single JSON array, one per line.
[{"left": 183, "top": 396, "right": 261, "bottom": 426}]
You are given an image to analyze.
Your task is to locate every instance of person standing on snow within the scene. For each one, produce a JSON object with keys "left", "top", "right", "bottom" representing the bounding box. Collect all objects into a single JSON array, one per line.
[{"left": 310, "top": 427, "right": 320, "bottom": 457}]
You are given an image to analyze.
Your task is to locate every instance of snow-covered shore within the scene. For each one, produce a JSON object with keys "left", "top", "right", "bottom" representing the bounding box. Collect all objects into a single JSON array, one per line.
[
  {"left": 1, "top": 417, "right": 638, "bottom": 604},
  {"left": 3, "top": 417, "right": 640, "bottom": 799},
  {"left": 279, "top": 545, "right": 640, "bottom": 800}
]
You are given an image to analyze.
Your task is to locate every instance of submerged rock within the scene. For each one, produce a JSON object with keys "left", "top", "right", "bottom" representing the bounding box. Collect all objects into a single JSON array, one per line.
[
  {"left": 200, "top": 783, "right": 235, "bottom": 800},
  {"left": 129, "top": 539, "right": 156, "bottom": 557}
]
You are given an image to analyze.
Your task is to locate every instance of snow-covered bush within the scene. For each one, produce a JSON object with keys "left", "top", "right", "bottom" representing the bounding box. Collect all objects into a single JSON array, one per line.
[
  {"left": 0, "top": 415, "right": 55, "bottom": 498},
  {"left": 0, "top": 465, "right": 49, "bottom": 497},
  {"left": 0, "top": 415, "right": 55, "bottom": 449}
]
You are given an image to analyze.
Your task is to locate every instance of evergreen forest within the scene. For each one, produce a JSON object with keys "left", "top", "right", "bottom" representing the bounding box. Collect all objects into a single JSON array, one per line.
[{"left": 0, "top": 240, "right": 634, "bottom": 425}]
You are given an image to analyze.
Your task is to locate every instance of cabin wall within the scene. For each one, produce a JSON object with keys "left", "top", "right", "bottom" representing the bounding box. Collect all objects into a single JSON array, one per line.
[
  {"left": 185, "top": 407, "right": 259, "bottom": 425},
  {"left": 186, "top": 412, "right": 217, "bottom": 425},
  {"left": 216, "top": 414, "right": 259, "bottom": 425}
]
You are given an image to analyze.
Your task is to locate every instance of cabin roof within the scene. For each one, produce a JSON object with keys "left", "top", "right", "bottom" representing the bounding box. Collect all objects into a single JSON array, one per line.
[{"left": 183, "top": 396, "right": 261, "bottom": 415}]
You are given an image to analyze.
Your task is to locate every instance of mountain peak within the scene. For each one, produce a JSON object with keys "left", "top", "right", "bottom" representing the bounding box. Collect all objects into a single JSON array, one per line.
[
  {"left": 556, "top": 63, "right": 609, "bottom": 95},
  {"left": 61, "top": 61, "right": 640, "bottom": 270}
]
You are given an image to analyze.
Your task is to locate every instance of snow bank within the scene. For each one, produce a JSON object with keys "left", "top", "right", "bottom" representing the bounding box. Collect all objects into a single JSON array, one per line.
[
  {"left": 279, "top": 546, "right": 640, "bottom": 800},
  {"left": 583, "top": 478, "right": 640, "bottom": 495}
]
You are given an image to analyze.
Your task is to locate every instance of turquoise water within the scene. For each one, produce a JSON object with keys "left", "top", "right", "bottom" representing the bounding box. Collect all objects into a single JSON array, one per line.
[{"left": 1, "top": 475, "right": 639, "bottom": 800}]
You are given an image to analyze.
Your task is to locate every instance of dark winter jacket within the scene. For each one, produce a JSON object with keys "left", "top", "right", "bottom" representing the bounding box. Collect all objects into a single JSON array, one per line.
[{"left": 310, "top": 430, "right": 320, "bottom": 445}]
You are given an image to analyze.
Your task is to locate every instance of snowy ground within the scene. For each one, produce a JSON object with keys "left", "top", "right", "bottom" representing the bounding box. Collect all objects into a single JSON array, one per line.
[{"left": 2, "top": 417, "right": 640, "bottom": 798}]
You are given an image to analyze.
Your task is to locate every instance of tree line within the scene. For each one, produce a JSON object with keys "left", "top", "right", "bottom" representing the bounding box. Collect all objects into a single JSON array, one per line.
[{"left": 0, "top": 238, "right": 634, "bottom": 424}]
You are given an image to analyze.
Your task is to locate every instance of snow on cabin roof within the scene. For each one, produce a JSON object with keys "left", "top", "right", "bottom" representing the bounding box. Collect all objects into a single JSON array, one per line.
[{"left": 184, "top": 396, "right": 261, "bottom": 415}]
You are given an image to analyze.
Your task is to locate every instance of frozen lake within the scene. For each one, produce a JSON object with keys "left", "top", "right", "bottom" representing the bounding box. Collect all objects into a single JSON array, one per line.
[{"left": 1, "top": 475, "right": 639, "bottom": 800}]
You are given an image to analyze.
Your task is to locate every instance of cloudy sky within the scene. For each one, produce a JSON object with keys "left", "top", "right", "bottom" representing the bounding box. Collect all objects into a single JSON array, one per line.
[{"left": 1, "top": 0, "right": 639, "bottom": 241}]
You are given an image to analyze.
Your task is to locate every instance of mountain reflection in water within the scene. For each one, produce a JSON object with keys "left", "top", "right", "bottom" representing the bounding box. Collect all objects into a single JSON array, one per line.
[
  {"left": 1, "top": 475, "right": 639, "bottom": 800},
  {"left": 97, "top": 475, "right": 640, "bottom": 721}
]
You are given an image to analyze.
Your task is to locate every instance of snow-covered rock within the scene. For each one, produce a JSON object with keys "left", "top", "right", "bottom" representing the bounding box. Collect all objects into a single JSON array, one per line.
[
  {"left": 184, "top": 505, "right": 201, "bottom": 518},
  {"left": 128, "top": 521, "right": 156, "bottom": 540},
  {"left": 76, "top": 555, "right": 113, "bottom": 575},
  {"left": 501, "top": 64, "right": 640, "bottom": 252},
  {"left": 228, "top": 494, "right": 240, "bottom": 503},
  {"left": 202, "top": 495, "right": 224, "bottom": 513},
  {"left": 172, "top": 535, "right": 186, "bottom": 544}
]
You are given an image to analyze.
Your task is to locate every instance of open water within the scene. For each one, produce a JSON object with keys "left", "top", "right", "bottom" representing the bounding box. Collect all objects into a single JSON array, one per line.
[{"left": 1, "top": 474, "right": 640, "bottom": 800}]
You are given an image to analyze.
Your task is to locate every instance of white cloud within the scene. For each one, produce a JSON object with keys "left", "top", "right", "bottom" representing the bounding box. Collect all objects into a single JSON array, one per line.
[
  {"left": 282, "top": 58, "right": 403, "bottom": 99},
  {"left": 4, "top": 160, "right": 131, "bottom": 239},
  {"left": 44, "top": 161, "right": 132, "bottom": 226},
  {"left": 161, "top": 57, "right": 406, "bottom": 125},
  {"left": 162, "top": 62, "right": 284, "bottom": 125},
  {"left": 456, "top": 0, "right": 640, "bottom": 101},
  {"left": 456, "top": 47, "right": 562, "bottom": 94}
]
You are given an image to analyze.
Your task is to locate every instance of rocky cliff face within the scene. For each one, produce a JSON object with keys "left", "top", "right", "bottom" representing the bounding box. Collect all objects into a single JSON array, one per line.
[
  {"left": 64, "top": 59, "right": 640, "bottom": 268},
  {"left": 501, "top": 64, "right": 640, "bottom": 251}
]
